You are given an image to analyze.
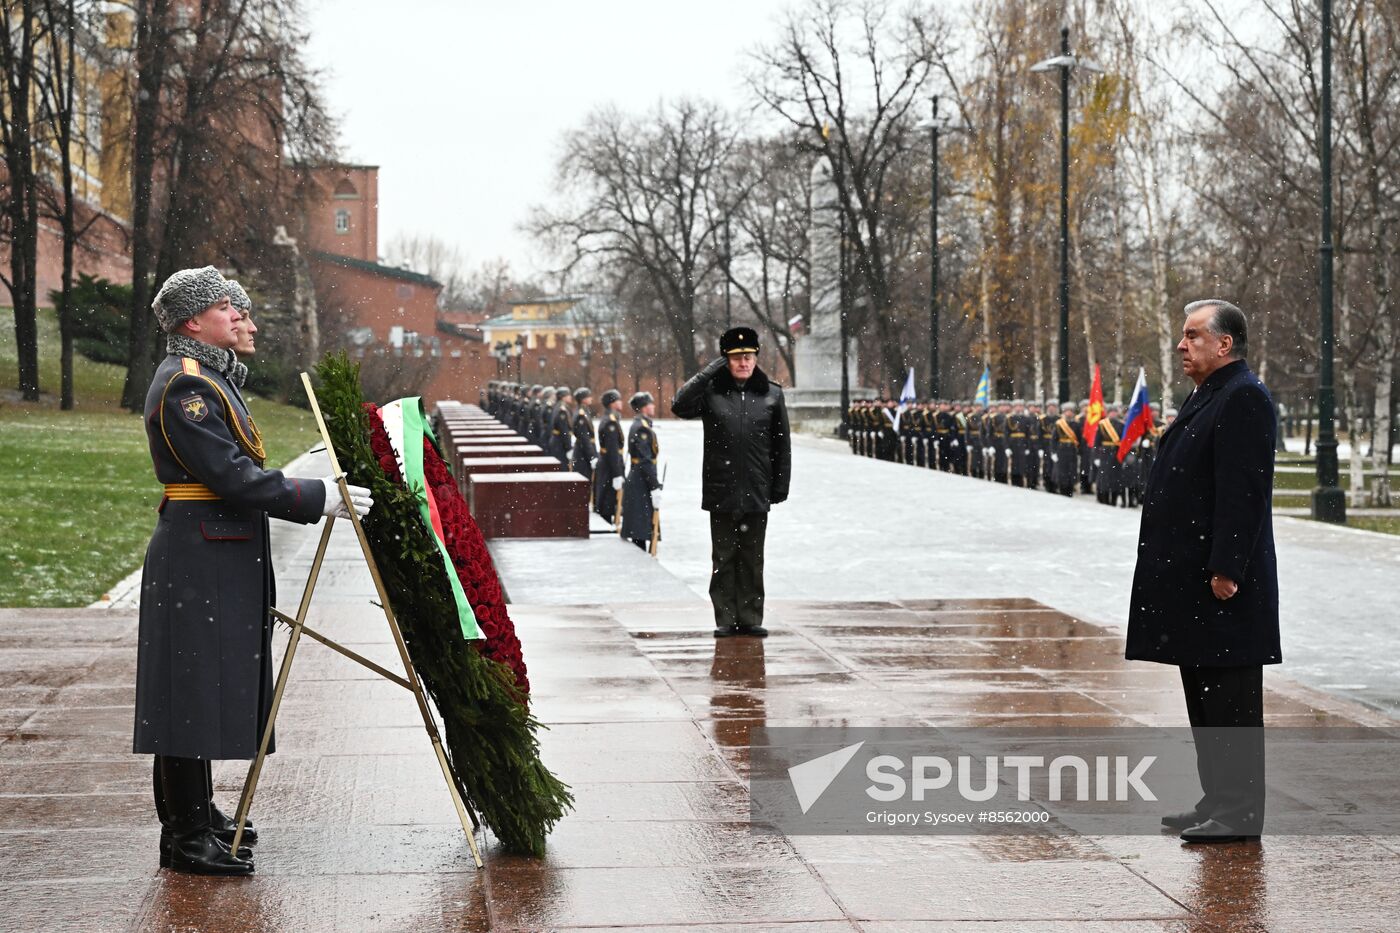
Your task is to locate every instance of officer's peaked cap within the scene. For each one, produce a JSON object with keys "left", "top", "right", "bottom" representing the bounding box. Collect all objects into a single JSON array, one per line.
[{"left": 719, "top": 326, "right": 760, "bottom": 356}]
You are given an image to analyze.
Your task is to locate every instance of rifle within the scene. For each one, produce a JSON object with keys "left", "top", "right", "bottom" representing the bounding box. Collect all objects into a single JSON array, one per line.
[{"left": 648, "top": 463, "right": 666, "bottom": 556}]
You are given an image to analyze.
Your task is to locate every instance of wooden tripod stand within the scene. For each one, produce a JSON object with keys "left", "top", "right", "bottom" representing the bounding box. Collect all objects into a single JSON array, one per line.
[{"left": 230, "top": 373, "right": 484, "bottom": 868}]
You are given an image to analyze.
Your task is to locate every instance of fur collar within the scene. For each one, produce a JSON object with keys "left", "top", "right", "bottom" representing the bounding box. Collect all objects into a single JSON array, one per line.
[
  {"left": 166, "top": 332, "right": 236, "bottom": 377},
  {"left": 712, "top": 364, "right": 771, "bottom": 395}
]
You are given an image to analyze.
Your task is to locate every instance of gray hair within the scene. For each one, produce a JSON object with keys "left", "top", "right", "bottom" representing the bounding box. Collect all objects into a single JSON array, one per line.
[{"left": 1184, "top": 298, "right": 1247, "bottom": 359}]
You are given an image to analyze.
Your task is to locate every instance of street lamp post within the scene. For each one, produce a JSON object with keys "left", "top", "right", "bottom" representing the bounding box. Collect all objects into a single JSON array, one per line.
[
  {"left": 924, "top": 96, "right": 972, "bottom": 399},
  {"left": 1312, "top": 0, "right": 1345, "bottom": 522},
  {"left": 929, "top": 97, "right": 941, "bottom": 399},
  {"left": 1031, "top": 27, "right": 1100, "bottom": 404}
]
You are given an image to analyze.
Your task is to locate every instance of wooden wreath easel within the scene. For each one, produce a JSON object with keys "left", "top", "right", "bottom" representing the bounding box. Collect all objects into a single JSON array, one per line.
[{"left": 230, "top": 373, "right": 484, "bottom": 868}]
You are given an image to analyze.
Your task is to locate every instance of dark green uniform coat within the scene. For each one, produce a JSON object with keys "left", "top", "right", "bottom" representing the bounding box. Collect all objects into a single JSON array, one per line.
[
  {"left": 593, "top": 410, "right": 626, "bottom": 522},
  {"left": 570, "top": 410, "right": 597, "bottom": 479},
  {"left": 134, "top": 353, "right": 325, "bottom": 761},
  {"left": 620, "top": 415, "right": 661, "bottom": 542}
]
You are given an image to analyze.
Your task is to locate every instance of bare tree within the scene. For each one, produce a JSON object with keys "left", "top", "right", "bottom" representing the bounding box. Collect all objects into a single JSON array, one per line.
[
  {"left": 383, "top": 232, "right": 470, "bottom": 310},
  {"left": 531, "top": 99, "right": 744, "bottom": 378},
  {"left": 0, "top": 0, "right": 49, "bottom": 400},
  {"left": 750, "top": 0, "right": 947, "bottom": 393},
  {"left": 722, "top": 134, "right": 811, "bottom": 380},
  {"left": 120, "top": 0, "right": 337, "bottom": 409}
]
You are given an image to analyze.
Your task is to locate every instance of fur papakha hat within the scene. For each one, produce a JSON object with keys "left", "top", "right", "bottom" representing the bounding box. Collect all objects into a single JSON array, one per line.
[
  {"left": 152, "top": 266, "right": 229, "bottom": 333},
  {"left": 226, "top": 280, "right": 252, "bottom": 313}
]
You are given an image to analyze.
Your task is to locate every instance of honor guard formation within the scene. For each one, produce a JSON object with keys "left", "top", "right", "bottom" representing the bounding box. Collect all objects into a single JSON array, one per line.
[
  {"left": 482, "top": 380, "right": 662, "bottom": 551},
  {"left": 845, "top": 396, "right": 1176, "bottom": 508}
]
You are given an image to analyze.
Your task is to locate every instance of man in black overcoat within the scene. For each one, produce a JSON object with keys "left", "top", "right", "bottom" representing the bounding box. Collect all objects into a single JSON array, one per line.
[
  {"left": 672, "top": 327, "right": 792, "bottom": 637},
  {"left": 136, "top": 268, "right": 373, "bottom": 875},
  {"left": 1126, "top": 298, "right": 1278, "bottom": 844}
]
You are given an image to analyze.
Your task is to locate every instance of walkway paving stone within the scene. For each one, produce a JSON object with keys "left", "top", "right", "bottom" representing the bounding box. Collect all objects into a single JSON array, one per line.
[{"left": 3, "top": 512, "right": 1399, "bottom": 930}]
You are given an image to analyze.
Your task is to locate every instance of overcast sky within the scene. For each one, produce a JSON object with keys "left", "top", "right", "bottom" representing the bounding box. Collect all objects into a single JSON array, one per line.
[{"left": 303, "top": 0, "right": 806, "bottom": 280}]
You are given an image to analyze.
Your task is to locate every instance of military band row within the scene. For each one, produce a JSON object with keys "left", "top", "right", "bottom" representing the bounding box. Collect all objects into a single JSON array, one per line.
[{"left": 847, "top": 398, "right": 1177, "bottom": 507}]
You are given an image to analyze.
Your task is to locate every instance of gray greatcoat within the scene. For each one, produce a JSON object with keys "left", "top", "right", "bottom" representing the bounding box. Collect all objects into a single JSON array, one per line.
[{"left": 134, "top": 353, "right": 325, "bottom": 760}]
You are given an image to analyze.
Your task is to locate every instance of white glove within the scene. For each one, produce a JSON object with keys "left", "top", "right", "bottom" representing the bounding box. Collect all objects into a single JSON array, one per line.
[
  {"left": 1004, "top": 448, "right": 1012, "bottom": 457},
  {"left": 1051, "top": 454, "right": 1059, "bottom": 463},
  {"left": 951, "top": 440, "right": 959, "bottom": 447},
  {"left": 612, "top": 476, "right": 624, "bottom": 491},
  {"left": 650, "top": 489, "right": 663, "bottom": 509},
  {"left": 321, "top": 478, "right": 373, "bottom": 519},
  {"left": 591, "top": 457, "right": 598, "bottom": 469}
]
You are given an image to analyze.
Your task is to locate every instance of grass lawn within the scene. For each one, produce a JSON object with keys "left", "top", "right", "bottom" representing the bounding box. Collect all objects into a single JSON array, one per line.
[{"left": 1, "top": 306, "right": 318, "bottom": 607}]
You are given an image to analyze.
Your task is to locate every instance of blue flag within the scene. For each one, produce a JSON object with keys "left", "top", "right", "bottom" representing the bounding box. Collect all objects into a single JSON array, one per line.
[{"left": 974, "top": 366, "right": 991, "bottom": 407}]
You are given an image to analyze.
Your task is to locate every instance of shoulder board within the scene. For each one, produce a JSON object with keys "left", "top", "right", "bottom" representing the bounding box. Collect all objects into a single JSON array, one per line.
[{"left": 181, "top": 357, "right": 200, "bottom": 376}]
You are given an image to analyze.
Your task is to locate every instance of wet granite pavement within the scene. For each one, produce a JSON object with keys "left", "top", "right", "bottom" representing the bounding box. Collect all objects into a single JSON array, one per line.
[{"left": 5, "top": 513, "right": 1400, "bottom": 930}]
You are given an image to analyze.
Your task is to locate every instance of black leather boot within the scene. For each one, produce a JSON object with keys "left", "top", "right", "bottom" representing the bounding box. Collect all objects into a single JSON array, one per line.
[
  {"left": 205, "top": 759, "right": 257, "bottom": 846},
  {"left": 160, "top": 755, "right": 254, "bottom": 876}
]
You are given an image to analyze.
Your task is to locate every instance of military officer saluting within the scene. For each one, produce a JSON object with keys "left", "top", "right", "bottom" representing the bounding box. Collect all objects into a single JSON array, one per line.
[
  {"left": 594, "top": 389, "right": 627, "bottom": 525},
  {"left": 621, "top": 392, "right": 662, "bottom": 550},
  {"left": 135, "top": 267, "right": 372, "bottom": 876},
  {"left": 570, "top": 387, "right": 597, "bottom": 481}
]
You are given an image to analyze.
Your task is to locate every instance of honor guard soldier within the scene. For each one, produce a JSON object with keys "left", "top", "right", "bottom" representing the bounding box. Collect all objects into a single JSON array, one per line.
[
  {"left": 672, "top": 326, "right": 791, "bottom": 637},
  {"left": 547, "top": 387, "right": 574, "bottom": 465},
  {"left": 570, "top": 388, "right": 597, "bottom": 481},
  {"left": 535, "top": 386, "right": 557, "bottom": 443},
  {"left": 1051, "top": 403, "right": 1079, "bottom": 497},
  {"left": 1076, "top": 399, "right": 1095, "bottom": 493},
  {"left": 917, "top": 401, "right": 936, "bottom": 468},
  {"left": 933, "top": 400, "right": 954, "bottom": 472},
  {"left": 1096, "top": 404, "right": 1126, "bottom": 506},
  {"left": 899, "top": 402, "right": 917, "bottom": 464},
  {"left": 594, "top": 389, "right": 626, "bottom": 525},
  {"left": 135, "top": 267, "right": 373, "bottom": 876},
  {"left": 518, "top": 385, "right": 540, "bottom": 436},
  {"left": 966, "top": 404, "right": 985, "bottom": 478},
  {"left": 1130, "top": 402, "right": 1165, "bottom": 507},
  {"left": 1008, "top": 400, "right": 1030, "bottom": 487},
  {"left": 875, "top": 399, "right": 899, "bottom": 461},
  {"left": 1023, "top": 401, "right": 1043, "bottom": 490},
  {"left": 1038, "top": 401, "right": 1058, "bottom": 492},
  {"left": 621, "top": 392, "right": 662, "bottom": 550},
  {"left": 989, "top": 401, "right": 1011, "bottom": 483}
]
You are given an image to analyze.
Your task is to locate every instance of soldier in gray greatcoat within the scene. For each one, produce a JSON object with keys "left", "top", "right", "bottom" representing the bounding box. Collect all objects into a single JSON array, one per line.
[
  {"left": 593, "top": 389, "right": 627, "bottom": 524},
  {"left": 135, "top": 267, "right": 373, "bottom": 876},
  {"left": 620, "top": 392, "right": 662, "bottom": 549},
  {"left": 569, "top": 387, "right": 597, "bottom": 481}
]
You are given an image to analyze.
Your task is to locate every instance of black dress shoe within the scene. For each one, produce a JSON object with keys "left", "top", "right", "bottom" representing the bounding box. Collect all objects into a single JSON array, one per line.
[
  {"left": 161, "top": 831, "right": 252, "bottom": 868},
  {"left": 1180, "top": 819, "right": 1260, "bottom": 844},
  {"left": 211, "top": 804, "right": 257, "bottom": 846},
  {"left": 736, "top": 625, "right": 769, "bottom": 637},
  {"left": 165, "top": 829, "right": 255, "bottom": 876},
  {"left": 1161, "top": 810, "right": 1207, "bottom": 831},
  {"left": 714, "top": 626, "right": 739, "bottom": 638}
]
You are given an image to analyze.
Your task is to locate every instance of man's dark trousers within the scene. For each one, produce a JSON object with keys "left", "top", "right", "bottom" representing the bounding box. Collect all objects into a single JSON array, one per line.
[
  {"left": 1180, "top": 665, "right": 1265, "bottom": 832},
  {"left": 709, "top": 511, "right": 767, "bottom": 630}
]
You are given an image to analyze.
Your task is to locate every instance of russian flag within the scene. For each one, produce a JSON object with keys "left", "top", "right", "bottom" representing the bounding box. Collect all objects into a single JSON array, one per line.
[{"left": 1116, "top": 368, "right": 1154, "bottom": 463}]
